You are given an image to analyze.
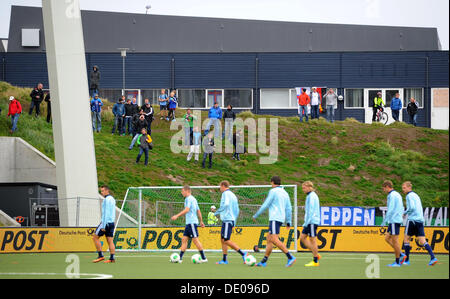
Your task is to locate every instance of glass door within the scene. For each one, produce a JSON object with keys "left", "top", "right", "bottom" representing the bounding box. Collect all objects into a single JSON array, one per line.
[
  {"left": 206, "top": 89, "right": 224, "bottom": 108},
  {"left": 122, "top": 89, "right": 142, "bottom": 106},
  {"left": 364, "top": 89, "right": 403, "bottom": 124}
]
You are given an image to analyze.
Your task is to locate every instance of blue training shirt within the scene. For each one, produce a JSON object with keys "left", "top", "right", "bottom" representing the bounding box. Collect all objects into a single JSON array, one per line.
[
  {"left": 404, "top": 191, "right": 424, "bottom": 223},
  {"left": 184, "top": 195, "right": 200, "bottom": 225},
  {"left": 253, "top": 186, "right": 292, "bottom": 225},
  {"left": 100, "top": 195, "right": 116, "bottom": 229},
  {"left": 215, "top": 189, "right": 240, "bottom": 224},
  {"left": 382, "top": 190, "right": 404, "bottom": 225},
  {"left": 159, "top": 94, "right": 168, "bottom": 106},
  {"left": 303, "top": 191, "right": 320, "bottom": 227}
]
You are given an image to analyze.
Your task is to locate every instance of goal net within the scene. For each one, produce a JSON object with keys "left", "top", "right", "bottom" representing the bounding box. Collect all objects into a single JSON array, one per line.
[{"left": 115, "top": 185, "right": 299, "bottom": 252}]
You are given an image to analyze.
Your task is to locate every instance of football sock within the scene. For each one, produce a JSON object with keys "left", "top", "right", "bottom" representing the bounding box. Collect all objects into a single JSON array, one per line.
[
  {"left": 261, "top": 256, "right": 269, "bottom": 263},
  {"left": 285, "top": 252, "right": 293, "bottom": 259},
  {"left": 223, "top": 254, "right": 228, "bottom": 261},
  {"left": 313, "top": 256, "right": 318, "bottom": 263},
  {"left": 179, "top": 251, "right": 185, "bottom": 260},
  {"left": 237, "top": 249, "right": 245, "bottom": 256},
  {"left": 98, "top": 251, "right": 103, "bottom": 258},
  {"left": 395, "top": 257, "right": 400, "bottom": 264},
  {"left": 403, "top": 243, "right": 411, "bottom": 261},
  {"left": 199, "top": 250, "right": 206, "bottom": 260},
  {"left": 110, "top": 254, "right": 115, "bottom": 260},
  {"left": 423, "top": 242, "right": 435, "bottom": 260}
]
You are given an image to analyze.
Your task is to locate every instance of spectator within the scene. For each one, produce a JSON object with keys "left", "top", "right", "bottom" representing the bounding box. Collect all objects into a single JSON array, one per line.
[
  {"left": 132, "top": 97, "right": 138, "bottom": 107},
  {"left": 7, "top": 96, "right": 22, "bottom": 134},
  {"left": 310, "top": 87, "right": 320, "bottom": 120},
  {"left": 29, "top": 83, "right": 44, "bottom": 117},
  {"left": 44, "top": 92, "right": 51, "bottom": 123},
  {"left": 112, "top": 97, "right": 126, "bottom": 135},
  {"left": 183, "top": 108, "right": 196, "bottom": 146},
  {"left": 391, "top": 93, "right": 402, "bottom": 122},
  {"left": 232, "top": 129, "right": 245, "bottom": 161},
  {"left": 207, "top": 205, "right": 219, "bottom": 225},
  {"left": 90, "top": 65, "right": 100, "bottom": 96},
  {"left": 202, "top": 131, "right": 215, "bottom": 169},
  {"left": 141, "top": 98, "right": 154, "bottom": 135},
  {"left": 168, "top": 90, "right": 178, "bottom": 121},
  {"left": 187, "top": 127, "right": 201, "bottom": 163},
  {"left": 372, "top": 91, "right": 385, "bottom": 122},
  {"left": 206, "top": 102, "right": 223, "bottom": 138},
  {"left": 406, "top": 98, "right": 419, "bottom": 127},
  {"left": 298, "top": 88, "right": 310, "bottom": 123},
  {"left": 135, "top": 128, "right": 153, "bottom": 166},
  {"left": 90, "top": 94, "right": 103, "bottom": 133},
  {"left": 223, "top": 104, "right": 236, "bottom": 142},
  {"left": 124, "top": 98, "right": 134, "bottom": 136},
  {"left": 129, "top": 112, "right": 148, "bottom": 149},
  {"left": 323, "top": 88, "right": 338, "bottom": 123},
  {"left": 158, "top": 89, "right": 169, "bottom": 120}
]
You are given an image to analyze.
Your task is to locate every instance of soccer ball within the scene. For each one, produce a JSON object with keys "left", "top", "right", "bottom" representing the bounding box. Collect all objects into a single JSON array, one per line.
[
  {"left": 244, "top": 255, "right": 257, "bottom": 266},
  {"left": 170, "top": 253, "right": 180, "bottom": 263},
  {"left": 191, "top": 253, "right": 202, "bottom": 264}
]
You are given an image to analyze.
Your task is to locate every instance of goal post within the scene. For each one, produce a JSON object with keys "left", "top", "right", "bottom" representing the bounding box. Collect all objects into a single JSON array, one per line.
[{"left": 115, "top": 185, "right": 299, "bottom": 252}]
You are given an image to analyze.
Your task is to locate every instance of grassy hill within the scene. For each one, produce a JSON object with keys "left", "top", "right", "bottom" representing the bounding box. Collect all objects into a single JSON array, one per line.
[{"left": 0, "top": 81, "right": 448, "bottom": 207}]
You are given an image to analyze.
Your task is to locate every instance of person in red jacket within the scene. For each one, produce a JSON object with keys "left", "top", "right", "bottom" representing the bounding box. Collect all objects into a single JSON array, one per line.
[
  {"left": 298, "top": 88, "right": 311, "bottom": 123},
  {"left": 7, "top": 96, "right": 22, "bottom": 133}
]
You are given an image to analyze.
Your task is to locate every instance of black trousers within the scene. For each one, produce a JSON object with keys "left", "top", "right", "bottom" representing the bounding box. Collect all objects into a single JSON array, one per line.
[
  {"left": 29, "top": 100, "right": 42, "bottom": 116},
  {"left": 202, "top": 152, "right": 213, "bottom": 168},
  {"left": 46, "top": 103, "right": 51, "bottom": 123}
]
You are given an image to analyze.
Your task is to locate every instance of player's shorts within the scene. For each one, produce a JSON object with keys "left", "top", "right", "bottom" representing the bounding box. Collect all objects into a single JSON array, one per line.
[
  {"left": 405, "top": 220, "right": 425, "bottom": 237},
  {"left": 221, "top": 221, "right": 235, "bottom": 241},
  {"left": 302, "top": 224, "right": 319, "bottom": 237},
  {"left": 268, "top": 221, "right": 283, "bottom": 235},
  {"left": 95, "top": 222, "right": 115, "bottom": 238},
  {"left": 387, "top": 223, "right": 401, "bottom": 235},
  {"left": 184, "top": 223, "right": 199, "bottom": 238},
  {"left": 160, "top": 104, "right": 168, "bottom": 110}
]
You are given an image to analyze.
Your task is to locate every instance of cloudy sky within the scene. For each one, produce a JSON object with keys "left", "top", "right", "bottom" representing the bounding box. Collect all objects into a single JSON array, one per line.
[{"left": 1, "top": 0, "right": 449, "bottom": 49}]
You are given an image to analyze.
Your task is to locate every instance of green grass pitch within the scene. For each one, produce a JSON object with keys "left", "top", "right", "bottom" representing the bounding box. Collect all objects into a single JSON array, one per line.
[{"left": 0, "top": 252, "right": 448, "bottom": 279}]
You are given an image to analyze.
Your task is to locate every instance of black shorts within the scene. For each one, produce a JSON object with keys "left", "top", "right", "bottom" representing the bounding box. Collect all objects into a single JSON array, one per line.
[
  {"left": 221, "top": 221, "right": 234, "bottom": 241},
  {"left": 387, "top": 223, "right": 401, "bottom": 236},
  {"left": 302, "top": 224, "right": 319, "bottom": 237},
  {"left": 184, "top": 223, "right": 199, "bottom": 238},
  {"left": 95, "top": 222, "right": 115, "bottom": 238},
  {"left": 160, "top": 105, "right": 168, "bottom": 110},
  {"left": 405, "top": 221, "right": 425, "bottom": 237},
  {"left": 268, "top": 221, "right": 282, "bottom": 235}
]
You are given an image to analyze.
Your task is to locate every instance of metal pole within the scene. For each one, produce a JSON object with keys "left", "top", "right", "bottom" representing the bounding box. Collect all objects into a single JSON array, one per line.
[
  {"left": 122, "top": 56, "right": 125, "bottom": 93},
  {"left": 138, "top": 189, "right": 142, "bottom": 251},
  {"left": 155, "top": 201, "right": 158, "bottom": 226},
  {"left": 294, "top": 185, "right": 298, "bottom": 252}
]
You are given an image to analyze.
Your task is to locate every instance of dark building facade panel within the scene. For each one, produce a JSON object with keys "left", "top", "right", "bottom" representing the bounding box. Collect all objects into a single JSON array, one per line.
[
  {"left": 428, "top": 51, "right": 449, "bottom": 87},
  {"left": 3, "top": 52, "right": 48, "bottom": 87}
]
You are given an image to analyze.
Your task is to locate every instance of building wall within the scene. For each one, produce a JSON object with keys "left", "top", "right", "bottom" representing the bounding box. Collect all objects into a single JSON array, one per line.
[{"left": 1, "top": 51, "right": 448, "bottom": 127}]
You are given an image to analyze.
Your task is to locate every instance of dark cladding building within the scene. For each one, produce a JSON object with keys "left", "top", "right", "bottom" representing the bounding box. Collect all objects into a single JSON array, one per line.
[{"left": 1, "top": 5, "right": 449, "bottom": 127}]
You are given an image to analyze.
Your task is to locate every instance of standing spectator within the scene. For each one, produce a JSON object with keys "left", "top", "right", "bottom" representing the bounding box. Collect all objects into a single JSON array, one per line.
[
  {"left": 29, "top": 83, "right": 44, "bottom": 117},
  {"left": 135, "top": 128, "right": 153, "bottom": 166},
  {"left": 390, "top": 93, "right": 402, "bottom": 122},
  {"left": 129, "top": 113, "right": 148, "bottom": 150},
  {"left": 7, "top": 96, "right": 22, "bottom": 134},
  {"left": 187, "top": 127, "right": 202, "bottom": 163},
  {"left": 223, "top": 104, "right": 236, "bottom": 142},
  {"left": 90, "top": 94, "right": 103, "bottom": 133},
  {"left": 183, "top": 108, "right": 196, "bottom": 146},
  {"left": 323, "top": 88, "right": 338, "bottom": 123},
  {"left": 112, "top": 97, "right": 125, "bottom": 135},
  {"left": 141, "top": 98, "right": 154, "bottom": 135},
  {"left": 310, "top": 87, "right": 320, "bottom": 120},
  {"left": 206, "top": 102, "right": 223, "bottom": 138},
  {"left": 202, "top": 131, "right": 215, "bottom": 169},
  {"left": 44, "top": 92, "right": 51, "bottom": 123},
  {"left": 124, "top": 98, "right": 134, "bottom": 136},
  {"left": 406, "top": 98, "right": 419, "bottom": 127},
  {"left": 158, "top": 89, "right": 169, "bottom": 120},
  {"left": 298, "top": 88, "right": 310, "bottom": 123},
  {"left": 372, "top": 91, "right": 385, "bottom": 122},
  {"left": 232, "top": 129, "right": 245, "bottom": 161},
  {"left": 90, "top": 65, "right": 100, "bottom": 97},
  {"left": 168, "top": 90, "right": 178, "bottom": 121}
]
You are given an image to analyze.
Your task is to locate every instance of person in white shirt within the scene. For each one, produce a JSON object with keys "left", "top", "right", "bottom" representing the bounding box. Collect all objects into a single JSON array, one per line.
[{"left": 310, "top": 87, "right": 320, "bottom": 120}]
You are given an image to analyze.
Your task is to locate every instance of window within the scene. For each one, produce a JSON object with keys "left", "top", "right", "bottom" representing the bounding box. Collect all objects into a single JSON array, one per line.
[
  {"left": 177, "top": 89, "right": 206, "bottom": 108},
  {"left": 344, "top": 89, "right": 363, "bottom": 108},
  {"left": 97, "top": 89, "right": 123, "bottom": 103},
  {"left": 142, "top": 89, "right": 169, "bottom": 106},
  {"left": 260, "top": 89, "right": 296, "bottom": 109},
  {"left": 385, "top": 89, "right": 401, "bottom": 107},
  {"left": 404, "top": 88, "right": 423, "bottom": 108},
  {"left": 224, "top": 89, "right": 253, "bottom": 109}
]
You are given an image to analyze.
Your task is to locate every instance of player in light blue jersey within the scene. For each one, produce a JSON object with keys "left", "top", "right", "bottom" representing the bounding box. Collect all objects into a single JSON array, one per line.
[
  {"left": 300, "top": 181, "right": 321, "bottom": 267},
  {"left": 171, "top": 185, "right": 207, "bottom": 263},
  {"left": 215, "top": 181, "right": 248, "bottom": 265},
  {"left": 381, "top": 180, "right": 405, "bottom": 267},
  {"left": 93, "top": 185, "right": 116, "bottom": 263},
  {"left": 401, "top": 181, "right": 437, "bottom": 266},
  {"left": 252, "top": 176, "right": 296, "bottom": 268}
]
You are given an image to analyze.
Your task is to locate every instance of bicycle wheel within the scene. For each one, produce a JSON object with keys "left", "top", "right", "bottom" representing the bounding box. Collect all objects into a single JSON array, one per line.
[{"left": 379, "top": 112, "right": 389, "bottom": 125}]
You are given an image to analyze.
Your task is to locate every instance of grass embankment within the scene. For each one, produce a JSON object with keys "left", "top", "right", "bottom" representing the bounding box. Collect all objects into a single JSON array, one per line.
[{"left": 0, "top": 81, "right": 448, "bottom": 207}]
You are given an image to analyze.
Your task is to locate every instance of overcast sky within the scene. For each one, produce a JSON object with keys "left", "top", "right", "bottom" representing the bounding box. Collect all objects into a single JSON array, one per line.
[{"left": 1, "top": 0, "right": 449, "bottom": 50}]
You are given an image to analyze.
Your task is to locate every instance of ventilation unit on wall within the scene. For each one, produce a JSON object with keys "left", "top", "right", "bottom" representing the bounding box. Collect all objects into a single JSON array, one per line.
[{"left": 21, "top": 28, "right": 40, "bottom": 47}]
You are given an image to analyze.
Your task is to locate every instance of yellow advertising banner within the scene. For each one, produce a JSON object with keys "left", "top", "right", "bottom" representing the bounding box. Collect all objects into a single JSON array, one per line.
[{"left": 0, "top": 226, "right": 448, "bottom": 254}]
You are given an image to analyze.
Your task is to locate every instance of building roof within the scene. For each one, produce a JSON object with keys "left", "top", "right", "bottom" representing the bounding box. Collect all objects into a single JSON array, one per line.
[{"left": 7, "top": 5, "right": 442, "bottom": 53}]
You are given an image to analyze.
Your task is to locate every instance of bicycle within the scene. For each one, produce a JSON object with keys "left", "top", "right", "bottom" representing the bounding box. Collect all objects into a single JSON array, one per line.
[{"left": 375, "top": 107, "right": 389, "bottom": 125}]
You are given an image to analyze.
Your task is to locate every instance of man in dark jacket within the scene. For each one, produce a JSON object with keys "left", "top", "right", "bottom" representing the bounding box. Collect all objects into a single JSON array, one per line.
[
  {"left": 124, "top": 99, "right": 135, "bottom": 135},
  {"left": 112, "top": 97, "right": 126, "bottom": 135},
  {"left": 90, "top": 66, "right": 100, "bottom": 96},
  {"left": 202, "top": 132, "right": 215, "bottom": 169},
  {"left": 44, "top": 92, "right": 51, "bottom": 123},
  {"left": 223, "top": 104, "right": 236, "bottom": 142},
  {"left": 141, "top": 98, "right": 154, "bottom": 135},
  {"left": 29, "top": 83, "right": 44, "bottom": 117},
  {"left": 406, "top": 98, "right": 419, "bottom": 127},
  {"left": 129, "top": 113, "right": 148, "bottom": 150}
]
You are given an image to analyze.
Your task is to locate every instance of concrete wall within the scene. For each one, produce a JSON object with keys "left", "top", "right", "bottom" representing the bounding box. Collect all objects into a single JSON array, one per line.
[{"left": 0, "top": 137, "right": 56, "bottom": 185}]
